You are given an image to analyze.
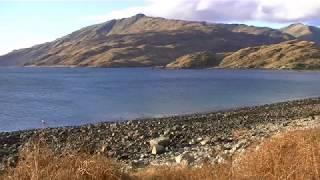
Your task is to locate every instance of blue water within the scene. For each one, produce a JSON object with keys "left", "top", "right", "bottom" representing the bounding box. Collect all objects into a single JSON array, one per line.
[{"left": 1, "top": 67, "right": 320, "bottom": 132}]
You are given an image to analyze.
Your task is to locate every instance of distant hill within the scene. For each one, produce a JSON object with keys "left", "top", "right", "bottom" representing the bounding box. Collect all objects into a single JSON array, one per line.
[
  {"left": 165, "top": 51, "right": 222, "bottom": 69},
  {"left": 220, "top": 40, "right": 320, "bottom": 70},
  {"left": 281, "top": 23, "right": 320, "bottom": 44},
  {"left": 0, "top": 14, "right": 293, "bottom": 67}
]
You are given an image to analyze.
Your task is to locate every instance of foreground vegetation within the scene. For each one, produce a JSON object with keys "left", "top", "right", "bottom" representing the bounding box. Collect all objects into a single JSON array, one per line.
[{"left": 1, "top": 127, "right": 320, "bottom": 180}]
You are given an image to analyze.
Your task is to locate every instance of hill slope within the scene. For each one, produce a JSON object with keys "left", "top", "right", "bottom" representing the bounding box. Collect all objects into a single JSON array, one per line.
[
  {"left": 0, "top": 14, "right": 293, "bottom": 67},
  {"left": 220, "top": 40, "right": 320, "bottom": 70},
  {"left": 165, "top": 51, "right": 223, "bottom": 69},
  {"left": 281, "top": 23, "right": 320, "bottom": 44}
]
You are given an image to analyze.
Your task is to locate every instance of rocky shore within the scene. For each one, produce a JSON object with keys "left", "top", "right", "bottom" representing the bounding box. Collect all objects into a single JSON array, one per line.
[{"left": 1, "top": 97, "right": 320, "bottom": 172}]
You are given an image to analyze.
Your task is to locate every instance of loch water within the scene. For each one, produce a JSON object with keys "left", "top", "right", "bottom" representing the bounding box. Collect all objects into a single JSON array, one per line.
[{"left": 1, "top": 67, "right": 320, "bottom": 132}]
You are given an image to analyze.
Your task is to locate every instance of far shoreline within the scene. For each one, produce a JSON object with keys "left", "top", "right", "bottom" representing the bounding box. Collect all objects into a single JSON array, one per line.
[{"left": 1, "top": 65, "right": 320, "bottom": 72}]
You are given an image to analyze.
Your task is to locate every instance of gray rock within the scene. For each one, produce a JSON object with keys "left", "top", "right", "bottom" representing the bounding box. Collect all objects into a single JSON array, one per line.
[
  {"left": 223, "top": 143, "right": 232, "bottom": 150},
  {"left": 163, "top": 129, "right": 171, "bottom": 136},
  {"left": 188, "top": 139, "right": 196, "bottom": 145},
  {"left": 200, "top": 137, "right": 210, "bottom": 145},
  {"left": 215, "top": 155, "right": 226, "bottom": 164},
  {"left": 100, "top": 145, "right": 110, "bottom": 153},
  {"left": 175, "top": 153, "right": 194, "bottom": 165},
  {"left": 149, "top": 136, "right": 170, "bottom": 147},
  {"left": 151, "top": 144, "right": 165, "bottom": 155}
]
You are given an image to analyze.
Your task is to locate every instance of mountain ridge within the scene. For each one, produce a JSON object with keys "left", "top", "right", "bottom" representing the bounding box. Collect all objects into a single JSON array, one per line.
[
  {"left": 0, "top": 14, "right": 294, "bottom": 67},
  {"left": 281, "top": 23, "right": 320, "bottom": 44}
]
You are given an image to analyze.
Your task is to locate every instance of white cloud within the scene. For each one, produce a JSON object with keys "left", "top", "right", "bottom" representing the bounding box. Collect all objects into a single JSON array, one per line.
[
  {"left": 255, "top": 0, "right": 320, "bottom": 22},
  {"left": 90, "top": 0, "right": 320, "bottom": 25}
]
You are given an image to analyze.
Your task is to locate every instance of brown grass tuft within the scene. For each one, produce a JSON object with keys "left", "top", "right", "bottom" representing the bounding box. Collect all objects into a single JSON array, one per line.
[
  {"left": 1, "top": 139, "right": 130, "bottom": 180},
  {"left": 131, "top": 164, "right": 231, "bottom": 180},
  {"left": 233, "top": 128, "right": 320, "bottom": 179}
]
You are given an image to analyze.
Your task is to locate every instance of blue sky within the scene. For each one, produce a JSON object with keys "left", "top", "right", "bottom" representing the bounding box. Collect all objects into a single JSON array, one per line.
[
  {"left": 1, "top": 0, "right": 319, "bottom": 55},
  {"left": 0, "top": 1, "right": 143, "bottom": 55}
]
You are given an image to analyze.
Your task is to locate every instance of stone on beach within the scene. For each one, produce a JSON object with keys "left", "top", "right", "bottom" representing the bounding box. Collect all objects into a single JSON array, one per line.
[
  {"left": 200, "top": 137, "right": 210, "bottom": 145},
  {"left": 151, "top": 144, "right": 165, "bottom": 155},
  {"left": 175, "top": 153, "right": 195, "bottom": 165},
  {"left": 149, "top": 136, "right": 170, "bottom": 147},
  {"left": 149, "top": 136, "right": 170, "bottom": 155}
]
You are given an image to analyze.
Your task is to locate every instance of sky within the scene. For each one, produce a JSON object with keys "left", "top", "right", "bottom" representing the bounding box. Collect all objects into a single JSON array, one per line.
[{"left": 1, "top": 0, "right": 320, "bottom": 55}]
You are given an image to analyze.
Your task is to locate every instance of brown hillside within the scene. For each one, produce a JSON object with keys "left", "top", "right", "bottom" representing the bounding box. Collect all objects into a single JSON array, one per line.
[
  {"left": 281, "top": 23, "right": 320, "bottom": 44},
  {"left": 165, "top": 51, "right": 223, "bottom": 69},
  {"left": 0, "top": 14, "right": 292, "bottom": 67},
  {"left": 220, "top": 40, "right": 320, "bottom": 70}
]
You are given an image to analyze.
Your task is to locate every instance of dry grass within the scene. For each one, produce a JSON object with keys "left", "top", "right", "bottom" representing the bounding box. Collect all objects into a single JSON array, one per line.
[
  {"left": 1, "top": 127, "right": 320, "bottom": 180},
  {"left": 233, "top": 128, "right": 320, "bottom": 180},
  {"left": 1, "top": 139, "right": 130, "bottom": 180},
  {"left": 131, "top": 163, "right": 232, "bottom": 180}
]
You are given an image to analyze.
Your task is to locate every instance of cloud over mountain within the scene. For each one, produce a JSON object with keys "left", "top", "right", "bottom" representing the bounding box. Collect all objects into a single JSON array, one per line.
[{"left": 94, "top": 0, "right": 320, "bottom": 25}]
